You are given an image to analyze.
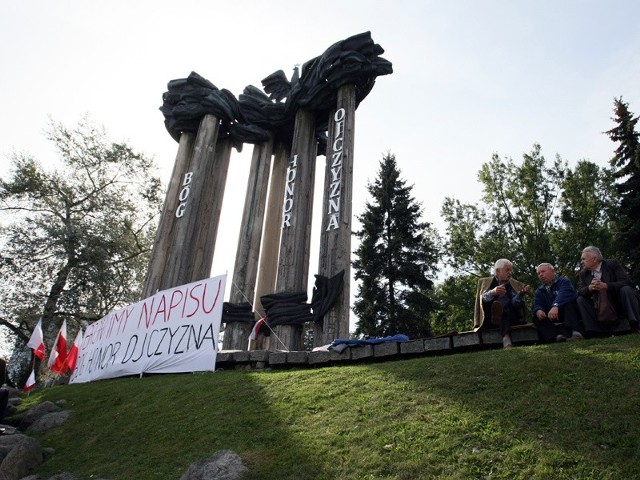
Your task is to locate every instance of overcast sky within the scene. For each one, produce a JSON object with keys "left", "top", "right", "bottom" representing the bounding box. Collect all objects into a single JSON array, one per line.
[{"left": 1, "top": 1, "right": 639, "bottom": 330}]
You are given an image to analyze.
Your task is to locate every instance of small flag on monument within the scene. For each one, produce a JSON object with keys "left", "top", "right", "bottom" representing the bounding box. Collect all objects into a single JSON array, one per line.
[
  {"left": 48, "top": 320, "right": 68, "bottom": 375},
  {"left": 64, "top": 329, "right": 83, "bottom": 374},
  {"left": 24, "top": 369, "right": 36, "bottom": 393},
  {"left": 26, "top": 318, "right": 46, "bottom": 360},
  {"left": 249, "top": 317, "right": 267, "bottom": 341}
]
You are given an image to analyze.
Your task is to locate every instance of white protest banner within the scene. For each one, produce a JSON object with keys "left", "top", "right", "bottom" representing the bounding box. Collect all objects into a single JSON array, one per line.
[{"left": 70, "top": 274, "right": 226, "bottom": 384}]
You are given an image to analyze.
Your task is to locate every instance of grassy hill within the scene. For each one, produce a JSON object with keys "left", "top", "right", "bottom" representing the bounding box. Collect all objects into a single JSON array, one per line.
[{"left": 20, "top": 334, "right": 640, "bottom": 480}]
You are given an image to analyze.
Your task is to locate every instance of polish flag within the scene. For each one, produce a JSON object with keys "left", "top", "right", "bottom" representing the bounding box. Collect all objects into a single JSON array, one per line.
[
  {"left": 249, "top": 317, "right": 267, "bottom": 341},
  {"left": 64, "top": 329, "right": 83, "bottom": 373},
  {"left": 26, "top": 319, "right": 46, "bottom": 360},
  {"left": 24, "top": 369, "right": 36, "bottom": 392},
  {"left": 48, "top": 320, "right": 68, "bottom": 374}
]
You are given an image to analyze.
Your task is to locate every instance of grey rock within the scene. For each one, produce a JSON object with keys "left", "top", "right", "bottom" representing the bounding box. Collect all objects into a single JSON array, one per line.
[
  {"left": 26, "top": 411, "right": 71, "bottom": 434},
  {"left": 5, "top": 404, "right": 18, "bottom": 417},
  {"left": 180, "top": 450, "right": 247, "bottom": 480},
  {"left": 0, "top": 433, "right": 43, "bottom": 480},
  {"left": 46, "top": 473, "right": 77, "bottom": 480},
  {"left": 19, "top": 402, "right": 59, "bottom": 430},
  {"left": 42, "top": 447, "right": 56, "bottom": 457}
]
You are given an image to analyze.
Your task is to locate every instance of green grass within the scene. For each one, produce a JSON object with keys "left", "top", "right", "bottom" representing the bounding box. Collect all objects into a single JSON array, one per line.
[{"left": 18, "top": 334, "right": 640, "bottom": 480}]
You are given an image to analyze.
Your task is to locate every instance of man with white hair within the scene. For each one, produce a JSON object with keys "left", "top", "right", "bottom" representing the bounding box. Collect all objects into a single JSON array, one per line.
[
  {"left": 474, "top": 259, "right": 531, "bottom": 349},
  {"left": 577, "top": 246, "right": 640, "bottom": 335}
]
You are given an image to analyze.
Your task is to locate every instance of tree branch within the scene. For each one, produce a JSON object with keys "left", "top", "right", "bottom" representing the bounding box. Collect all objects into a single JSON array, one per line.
[{"left": 0, "top": 317, "right": 29, "bottom": 343}]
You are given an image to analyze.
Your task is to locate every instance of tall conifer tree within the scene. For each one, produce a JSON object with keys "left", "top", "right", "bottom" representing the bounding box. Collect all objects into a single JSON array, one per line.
[
  {"left": 606, "top": 97, "right": 640, "bottom": 286},
  {"left": 352, "top": 153, "right": 439, "bottom": 339}
]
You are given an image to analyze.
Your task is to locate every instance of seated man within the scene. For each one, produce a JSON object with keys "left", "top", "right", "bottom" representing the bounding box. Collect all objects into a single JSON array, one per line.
[
  {"left": 474, "top": 258, "right": 530, "bottom": 349},
  {"left": 533, "top": 263, "right": 584, "bottom": 342},
  {"left": 576, "top": 246, "right": 640, "bottom": 335}
]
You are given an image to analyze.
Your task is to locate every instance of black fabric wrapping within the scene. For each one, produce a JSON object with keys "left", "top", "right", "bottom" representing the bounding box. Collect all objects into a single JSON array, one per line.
[
  {"left": 160, "top": 32, "right": 392, "bottom": 151},
  {"left": 222, "top": 302, "right": 255, "bottom": 324},
  {"left": 160, "top": 71, "right": 252, "bottom": 147},
  {"left": 260, "top": 291, "right": 313, "bottom": 327},
  {"left": 311, "top": 270, "right": 345, "bottom": 323}
]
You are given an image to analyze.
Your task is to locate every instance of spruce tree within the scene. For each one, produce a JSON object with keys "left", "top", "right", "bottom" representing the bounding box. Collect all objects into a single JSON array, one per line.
[
  {"left": 606, "top": 97, "right": 640, "bottom": 286},
  {"left": 352, "top": 153, "right": 439, "bottom": 339}
]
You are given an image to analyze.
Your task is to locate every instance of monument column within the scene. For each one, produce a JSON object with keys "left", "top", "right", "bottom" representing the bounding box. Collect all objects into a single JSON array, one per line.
[
  {"left": 141, "top": 131, "right": 195, "bottom": 299},
  {"left": 254, "top": 141, "right": 289, "bottom": 316},
  {"left": 224, "top": 138, "right": 273, "bottom": 350},
  {"left": 171, "top": 116, "right": 230, "bottom": 287},
  {"left": 272, "top": 109, "right": 317, "bottom": 351},
  {"left": 250, "top": 142, "right": 289, "bottom": 350},
  {"left": 315, "top": 85, "right": 356, "bottom": 346}
]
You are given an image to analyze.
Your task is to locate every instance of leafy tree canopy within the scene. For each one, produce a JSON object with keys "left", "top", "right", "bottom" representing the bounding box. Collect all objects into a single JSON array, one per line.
[
  {"left": 0, "top": 117, "right": 162, "bottom": 384},
  {"left": 431, "top": 274, "right": 477, "bottom": 335},
  {"left": 435, "top": 145, "right": 617, "bottom": 334},
  {"left": 441, "top": 144, "right": 616, "bottom": 289}
]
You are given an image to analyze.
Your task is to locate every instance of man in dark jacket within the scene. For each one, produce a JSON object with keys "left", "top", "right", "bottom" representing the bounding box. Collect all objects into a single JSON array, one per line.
[
  {"left": 533, "top": 263, "right": 584, "bottom": 342},
  {"left": 576, "top": 246, "right": 640, "bottom": 335}
]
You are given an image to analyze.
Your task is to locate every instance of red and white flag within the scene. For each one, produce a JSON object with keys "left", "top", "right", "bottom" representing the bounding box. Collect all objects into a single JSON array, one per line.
[
  {"left": 249, "top": 317, "right": 267, "bottom": 341},
  {"left": 48, "top": 320, "right": 68, "bottom": 374},
  {"left": 64, "top": 329, "right": 83, "bottom": 373},
  {"left": 24, "top": 369, "right": 36, "bottom": 392},
  {"left": 26, "top": 318, "right": 46, "bottom": 360}
]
